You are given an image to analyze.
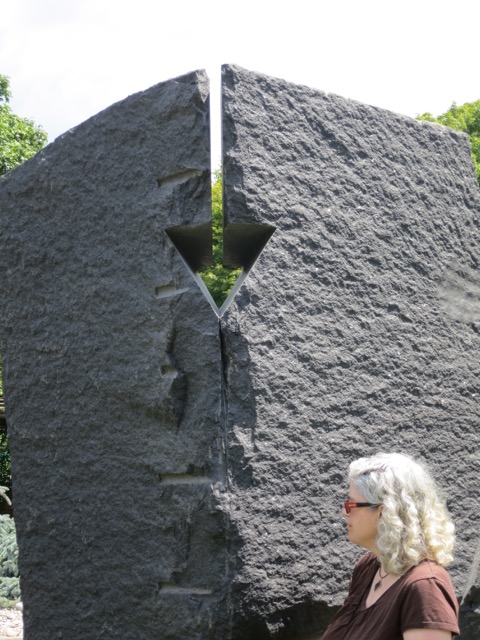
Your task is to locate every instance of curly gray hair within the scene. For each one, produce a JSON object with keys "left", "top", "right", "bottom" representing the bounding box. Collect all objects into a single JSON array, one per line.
[{"left": 349, "top": 453, "right": 455, "bottom": 574}]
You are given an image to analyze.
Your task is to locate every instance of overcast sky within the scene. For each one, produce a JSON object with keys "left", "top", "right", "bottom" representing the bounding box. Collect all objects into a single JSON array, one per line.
[{"left": 1, "top": 0, "right": 479, "bottom": 168}]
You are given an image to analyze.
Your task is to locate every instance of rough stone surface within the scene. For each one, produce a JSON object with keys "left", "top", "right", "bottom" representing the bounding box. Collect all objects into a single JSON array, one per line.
[
  {"left": 221, "top": 64, "right": 480, "bottom": 638},
  {"left": 0, "top": 71, "right": 228, "bottom": 639},
  {"left": 1, "top": 64, "right": 479, "bottom": 640}
]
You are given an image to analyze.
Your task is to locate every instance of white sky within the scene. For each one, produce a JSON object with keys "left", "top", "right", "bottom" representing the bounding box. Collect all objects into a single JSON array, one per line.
[{"left": 1, "top": 0, "right": 479, "bottom": 169}]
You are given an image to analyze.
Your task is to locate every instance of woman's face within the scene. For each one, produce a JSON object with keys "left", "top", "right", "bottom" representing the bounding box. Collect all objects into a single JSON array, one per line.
[{"left": 343, "top": 482, "right": 382, "bottom": 553}]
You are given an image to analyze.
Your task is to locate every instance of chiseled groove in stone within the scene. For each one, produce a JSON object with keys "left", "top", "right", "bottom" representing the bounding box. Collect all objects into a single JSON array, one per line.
[
  {"left": 156, "top": 168, "right": 204, "bottom": 188},
  {"left": 158, "top": 583, "right": 212, "bottom": 596},
  {"left": 158, "top": 473, "right": 212, "bottom": 485},
  {"left": 160, "top": 364, "right": 178, "bottom": 378},
  {"left": 154, "top": 284, "right": 190, "bottom": 298}
]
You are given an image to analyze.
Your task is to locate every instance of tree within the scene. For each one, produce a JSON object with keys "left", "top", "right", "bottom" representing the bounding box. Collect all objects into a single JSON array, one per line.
[
  {"left": 418, "top": 100, "right": 480, "bottom": 186},
  {"left": 0, "top": 74, "right": 47, "bottom": 177},
  {"left": 0, "top": 75, "right": 47, "bottom": 509},
  {"left": 0, "top": 74, "right": 47, "bottom": 403},
  {"left": 199, "top": 169, "right": 241, "bottom": 308}
]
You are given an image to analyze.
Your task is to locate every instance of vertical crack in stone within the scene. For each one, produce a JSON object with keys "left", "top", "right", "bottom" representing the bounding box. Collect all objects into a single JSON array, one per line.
[
  {"left": 218, "top": 318, "right": 239, "bottom": 639},
  {"left": 219, "top": 320, "right": 230, "bottom": 489}
]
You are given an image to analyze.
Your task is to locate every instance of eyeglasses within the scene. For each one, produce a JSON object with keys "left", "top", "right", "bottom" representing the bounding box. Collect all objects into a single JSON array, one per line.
[{"left": 343, "top": 501, "right": 382, "bottom": 514}]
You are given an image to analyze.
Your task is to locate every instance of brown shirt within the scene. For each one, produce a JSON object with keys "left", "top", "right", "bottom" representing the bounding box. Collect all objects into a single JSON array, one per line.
[{"left": 322, "top": 553, "right": 460, "bottom": 640}]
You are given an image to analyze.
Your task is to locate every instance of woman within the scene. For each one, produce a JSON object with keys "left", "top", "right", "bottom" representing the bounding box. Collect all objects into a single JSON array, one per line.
[{"left": 321, "top": 453, "right": 459, "bottom": 639}]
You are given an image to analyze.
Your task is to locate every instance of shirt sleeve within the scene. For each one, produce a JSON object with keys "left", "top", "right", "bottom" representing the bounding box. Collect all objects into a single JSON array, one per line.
[{"left": 400, "top": 576, "right": 460, "bottom": 634}]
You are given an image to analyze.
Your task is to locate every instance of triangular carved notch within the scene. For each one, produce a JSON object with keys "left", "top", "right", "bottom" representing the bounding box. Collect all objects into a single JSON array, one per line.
[{"left": 165, "top": 220, "right": 275, "bottom": 316}]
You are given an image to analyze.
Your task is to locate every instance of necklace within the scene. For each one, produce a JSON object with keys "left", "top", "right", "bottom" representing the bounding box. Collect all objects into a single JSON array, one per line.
[{"left": 373, "top": 567, "right": 389, "bottom": 591}]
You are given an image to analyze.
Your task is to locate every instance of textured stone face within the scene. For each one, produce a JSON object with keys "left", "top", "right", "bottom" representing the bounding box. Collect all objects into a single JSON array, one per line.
[
  {"left": 221, "top": 65, "right": 480, "bottom": 637},
  {"left": 0, "top": 71, "right": 228, "bottom": 639},
  {"left": 1, "top": 64, "right": 479, "bottom": 639}
]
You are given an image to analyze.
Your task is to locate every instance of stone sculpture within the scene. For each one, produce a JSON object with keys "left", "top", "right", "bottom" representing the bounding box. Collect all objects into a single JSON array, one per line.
[
  {"left": 0, "top": 65, "right": 479, "bottom": 639},
  {"left": 221, "top": 65, "right": 480, "bottom": 638}
]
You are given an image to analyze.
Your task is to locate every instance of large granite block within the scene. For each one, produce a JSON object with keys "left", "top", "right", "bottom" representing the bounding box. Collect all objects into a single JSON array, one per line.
[
  {"left": 221, "top": 64, "right": 480, "bottom": 638},
  {"left": 0, "top": 71, "right": 228, "bottom": 639}
]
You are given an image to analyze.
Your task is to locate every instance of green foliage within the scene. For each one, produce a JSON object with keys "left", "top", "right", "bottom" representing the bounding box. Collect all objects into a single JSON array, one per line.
[
  {"left": 0, "top": 515, "right": 20, "bottom": 604},
  {"left": 0, "top": 352, "right": 9, "bottom": 502},
  {"left": 199, "top": 170, "right": 241, "bottom": 307},
  {"left": 0, "top": 578, "right": 20, "bottom": 605},
  {"left": 0, "top": 76, "right": 10, "bottom": 103},
  {"left": 0, "top": 75, "right": 46, "bottom": 509},
  {"left": 0, "top": 74, "right": 47, "bottom": 178},
  {"left": 0, "top": 435, "right": 11, "bottom": 496},
  {"left": 418, "top": 100, "right": 480, "bottom": 186}
]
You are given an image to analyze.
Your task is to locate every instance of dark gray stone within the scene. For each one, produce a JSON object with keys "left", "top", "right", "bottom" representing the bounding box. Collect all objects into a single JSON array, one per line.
[
  {"left": 221, "top": 64, "right": 480, "bottom": 638},
  {"left": 1, "top": 63, "right": 479, "bottom": 639},
  {"left": 0, "top": 71, "right": 228, "bottom": 639}
]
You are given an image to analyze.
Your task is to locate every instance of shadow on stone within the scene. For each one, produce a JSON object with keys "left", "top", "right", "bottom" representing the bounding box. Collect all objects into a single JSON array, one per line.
[
  {"left": 224, "top": 223, "right": 276, "bottom": 270},
  {"left": 165, "top": 223, "right": 212, "bottom": 272},
  {"left": 231, "top": 599, "right": 340, "bottom": 639},
  {"left": 459, "top": 587, "right": 480, "bottom": 638}
]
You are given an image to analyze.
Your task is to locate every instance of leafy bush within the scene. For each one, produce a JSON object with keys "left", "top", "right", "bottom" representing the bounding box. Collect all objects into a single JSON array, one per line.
[
  {"left": 418, "top": 100, "right": 480, "bottom": 186},
  {"left": 0, "top": 74, "right": 47, "bottom": 177},
  {"left": 0, "top": 426, "right": 12, "bottom": 514},
  {"left": 0, "top": 435, "right": 11, "bottom": 496}
]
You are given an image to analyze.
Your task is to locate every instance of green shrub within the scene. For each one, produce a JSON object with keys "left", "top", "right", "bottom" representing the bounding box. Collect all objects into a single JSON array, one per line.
[
  {"left": 0, "top": 577, "right": 20, "bottom": 602},
  {"left": 418, "top": 100, "right": 480, "bottom": 187},
  {"left": 0, "top": 514, "right": 20, "bottom": 605},
  {"left": 0, "top": 434, "right": 11, "bottom": 497}
]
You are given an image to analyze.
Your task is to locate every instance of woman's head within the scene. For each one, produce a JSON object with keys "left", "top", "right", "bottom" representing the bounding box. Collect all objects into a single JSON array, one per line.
[{"left": 347, "top": 452, "right": 455, "bottom": 574}]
